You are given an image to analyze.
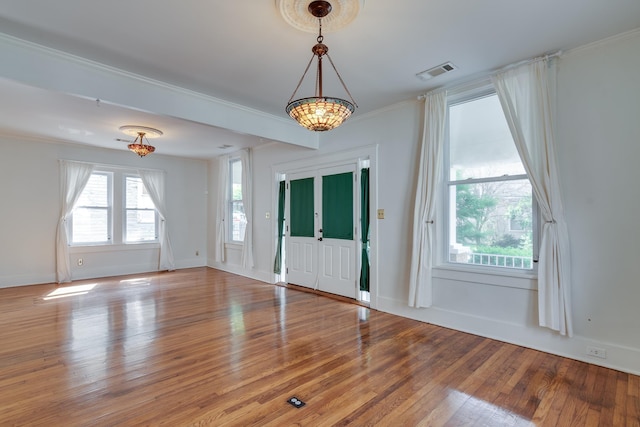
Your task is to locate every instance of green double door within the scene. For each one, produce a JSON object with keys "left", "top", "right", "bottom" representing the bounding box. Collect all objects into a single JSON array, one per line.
[{"left": 286, "top": 164, "right": 357, "bottom": 299}]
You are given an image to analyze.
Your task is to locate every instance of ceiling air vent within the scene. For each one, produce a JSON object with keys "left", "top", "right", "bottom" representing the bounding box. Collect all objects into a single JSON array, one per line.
[{"left": 416, "top": 62, "right": 457, "bottom": 81}]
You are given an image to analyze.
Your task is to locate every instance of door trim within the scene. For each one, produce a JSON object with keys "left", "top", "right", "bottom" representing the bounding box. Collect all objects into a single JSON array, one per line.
[{"left": 272, "top": 144, "right": 379, "bottom": 309}]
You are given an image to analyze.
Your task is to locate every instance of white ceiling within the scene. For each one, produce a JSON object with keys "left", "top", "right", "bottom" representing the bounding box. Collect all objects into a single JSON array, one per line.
[{"left": 0, "top": 0, "right": 639, "bottom": 158}]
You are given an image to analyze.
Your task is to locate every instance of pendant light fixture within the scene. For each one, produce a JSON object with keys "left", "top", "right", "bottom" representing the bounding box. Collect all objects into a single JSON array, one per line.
[
  {"left": 119, "top": 125, "right": 163, "bottom": 157},
  {"left": 286, "top": 0, "right": 357, "bottom": 132}
]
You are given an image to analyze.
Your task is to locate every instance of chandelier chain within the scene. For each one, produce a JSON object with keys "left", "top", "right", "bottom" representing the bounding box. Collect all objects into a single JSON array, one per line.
[
  {"left": 317, "top": 18, "right": 324, "bottom": 43},
  {"left": 325, "top": 53, "right": 358, "bottom": 108},
  {"left": 287, "top": 53, "right": 316, "bottom": 104}
]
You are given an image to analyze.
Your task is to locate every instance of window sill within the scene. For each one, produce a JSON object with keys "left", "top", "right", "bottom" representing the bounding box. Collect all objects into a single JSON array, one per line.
[
  {"left": 432, "top": 263, "right": 537, "bottom": 291},
  {"left": 69, "top": 242, "right": 160, "bottom": 254},
  {"left": 224, "top": 242, "right": 244, "bottom": 250}
]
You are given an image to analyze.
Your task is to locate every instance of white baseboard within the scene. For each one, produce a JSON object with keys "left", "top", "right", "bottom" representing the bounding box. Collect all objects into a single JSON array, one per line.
[
  {"left": 207, "top": 260, "right": 273, "bottom": 284},
  {"left": 377, "top": 296, "right": 640, "bottom": 376},
  {"left": 0, "top": 259, "right": 208, "bottom": 289},
  {"left": 0, "top": 273, "right": 56, "bottom": 288},
  {"left": 175, "top": 258, "right": 207, "bottom": 269}
]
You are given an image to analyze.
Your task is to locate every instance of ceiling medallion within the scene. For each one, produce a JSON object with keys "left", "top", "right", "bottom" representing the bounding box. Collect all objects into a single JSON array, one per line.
[
  {"left": 119, "top": 125, "right": 163, "bottom": 157},
  {"left": 277, "top": 0, "right": 363, "bottom": 33}
]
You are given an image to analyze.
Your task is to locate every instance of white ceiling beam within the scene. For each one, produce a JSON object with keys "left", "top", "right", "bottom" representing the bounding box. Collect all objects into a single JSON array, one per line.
[{"left": 0, "top": 33, "right": 319, "bottom": 150}]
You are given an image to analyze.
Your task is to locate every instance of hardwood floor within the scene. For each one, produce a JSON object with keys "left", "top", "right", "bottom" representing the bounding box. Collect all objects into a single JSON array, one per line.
[{"left": 0, "top": 267, "right": 638, "bottom": 426}]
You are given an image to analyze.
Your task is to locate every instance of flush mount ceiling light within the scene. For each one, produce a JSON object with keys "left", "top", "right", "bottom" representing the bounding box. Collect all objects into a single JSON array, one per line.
[
  {"left": 119, "top": 125, "right": 163, "bottom": 157},
  {"left": 285, "top": 1, "right": 358, "bottom": 132}
]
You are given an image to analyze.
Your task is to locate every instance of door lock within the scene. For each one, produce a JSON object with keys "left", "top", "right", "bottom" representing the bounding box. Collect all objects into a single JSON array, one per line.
[{"left": 318, "top": 237, "right": 323, "bottom": 241}]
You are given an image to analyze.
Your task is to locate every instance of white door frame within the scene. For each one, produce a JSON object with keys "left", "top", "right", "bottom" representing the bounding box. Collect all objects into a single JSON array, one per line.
[{"left": 271, "top": 145, "right": 379, "bottom": 309}]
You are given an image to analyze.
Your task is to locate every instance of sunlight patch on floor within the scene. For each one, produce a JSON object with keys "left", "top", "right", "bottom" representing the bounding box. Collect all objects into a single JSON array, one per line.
[
  {"left": 44, "top": 283, "right": 97, "bottom": 300},
  {"left": 119, "top": 278, "right": 152, "bottom": 286}
]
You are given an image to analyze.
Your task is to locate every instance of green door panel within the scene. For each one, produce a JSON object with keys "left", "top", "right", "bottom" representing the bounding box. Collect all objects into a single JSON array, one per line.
[
  {"left": 290, "top": 177, "right": 315, "bottom": 237},
  {"left": 322, "top": 172, "right": 353, "bottom": 240}
]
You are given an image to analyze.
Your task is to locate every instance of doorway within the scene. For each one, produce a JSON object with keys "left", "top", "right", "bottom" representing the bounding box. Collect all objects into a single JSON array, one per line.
[
  {"left": 286, "top": 163, "right": 357, "bottom": 299},
  {"left": 273, "top": 146, "right": 377, "bottom": 307}
]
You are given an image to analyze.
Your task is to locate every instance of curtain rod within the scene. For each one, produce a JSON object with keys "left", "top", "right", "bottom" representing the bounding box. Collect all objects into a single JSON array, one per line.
[{"left": 417, "top": 50, "right": 563, "bottom": 100}]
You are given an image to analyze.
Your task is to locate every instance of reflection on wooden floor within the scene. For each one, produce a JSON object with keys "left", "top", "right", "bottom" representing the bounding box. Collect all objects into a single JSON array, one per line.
[{"left": 0, "top": 267, "right": 638, "bottom": 426}]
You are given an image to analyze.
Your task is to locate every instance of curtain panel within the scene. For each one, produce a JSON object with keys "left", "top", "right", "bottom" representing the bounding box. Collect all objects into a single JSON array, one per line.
[
  {"left": 408, "top": 91, "right": 447, "bottom": 308},
  {"left": 138, "top": 169, "right": 175, "bottom": 272},
  {"left": 492, "top": 58, "right": 573, "bottom": 336},
  {"left": 273, "top": 180, "right": 286, "bottom": 274},
  {"left": 240, "top": 149, "right": 254, "bottom": 269},
  {"left": 215, "top": 155, "right": 229, "bottom": 263},
  {"left": 359, "top": 168, "right": 370, "bottom": 292},
  {"left": 56, "top": 160, "right": 94, "bottom": 283}
]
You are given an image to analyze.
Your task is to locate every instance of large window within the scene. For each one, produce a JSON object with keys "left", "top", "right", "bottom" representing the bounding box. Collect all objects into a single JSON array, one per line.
[
  {"left": 445, "top": 91, "right": 536, "bottom": 270},
  {"left": 228, "top": 158, "right": 246, "bottom": 243},
  {"left": 70, "top": 171, "right": 158, "bottom": 245}
]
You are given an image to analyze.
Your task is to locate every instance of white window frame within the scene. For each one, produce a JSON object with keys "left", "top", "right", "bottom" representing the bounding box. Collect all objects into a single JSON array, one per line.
[
  {"left": 227, "top": 157, "right": 245, "bottom": 244},
  {"left": 123, "top": 174, "right": 159, "bottom": 243},
  {"left": 70, "top": 169, "right": 159, "bottom": 247},
  {"left": 438, "top": 84, "right": 539, "bottom": 278}
]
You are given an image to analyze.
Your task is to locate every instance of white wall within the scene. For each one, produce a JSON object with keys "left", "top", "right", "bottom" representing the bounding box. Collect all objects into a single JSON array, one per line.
[
  {"left": 556, "top": 31, "right": 640, "bottom": 353},
  {"left": 0, "top": 136, "right": 208, "bottom": 287},
  {"left": 209, "top": 29, "right": 640, "bottom": 375}
]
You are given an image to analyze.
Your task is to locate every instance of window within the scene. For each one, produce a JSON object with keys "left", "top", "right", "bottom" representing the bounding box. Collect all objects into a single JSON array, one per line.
[
  {"left": 228, "top": 158, "right": 246, "bottom": 243},
  {"left": 445, "top": 91, "right": 537, "bottom": 270},
  {"left": 124, "top": 175, "right": 158, "bottom": 242},
  {"left": 70, "top": 171, "right": 158, "bottom": 246},
  {"left": 71, "top": 172, "right": 112, "bottom": 244}
]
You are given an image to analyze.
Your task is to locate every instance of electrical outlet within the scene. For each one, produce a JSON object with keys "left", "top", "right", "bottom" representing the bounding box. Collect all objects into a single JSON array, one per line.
[
  {"left": 77, "top": 258, "right": 83, "bottom": 266},
  {"left": 586, "top": 346, "right": 607, "bottom": 359}
]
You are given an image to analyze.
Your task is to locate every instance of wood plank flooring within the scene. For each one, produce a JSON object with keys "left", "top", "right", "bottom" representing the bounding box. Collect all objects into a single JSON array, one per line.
[{"left": 0, "top": 267, "right": 638, "bottom": 426}]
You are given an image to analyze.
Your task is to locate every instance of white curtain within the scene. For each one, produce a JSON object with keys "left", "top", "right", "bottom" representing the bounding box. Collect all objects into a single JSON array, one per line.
[
  {"left": 492, "top": 58, "right": 573, "bottom": 336},
  {"left": 138, "top": 169, "right": 175, "bottom": 272},
  {"left": 408, "top": 91, "right": 447, "bottom": 308},
  {"left": 215, "top": 155, "right": 229, "bottom": 263},
  {"left": 240, "top": 148, "right": 254, "bottom": 268},
  {"left": 56, "top": 160, "right": 94, "bottom": 283}
]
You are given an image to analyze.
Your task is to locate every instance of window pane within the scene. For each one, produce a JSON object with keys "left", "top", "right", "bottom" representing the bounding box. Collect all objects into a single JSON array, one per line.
[
  {"left": 72, "top": 172, "right": 111, "bottom": 244},
  {"left": 126, "top": 176, "right": 155, "bottom": 209},
  {"left": 72, "top": 207, "right": 109, "bottom": 243},
  {"left": 449, "top": 179, "right": 533, "bottom": 270},
  {"left": 449, "top": 95, "right": 525, "bottom": 180},
  {"left": 231, "top": 200, "right": 246, "bottom": 242},
  {"left": 125, "top": 209, "right": 156, "bottom": 242},
  {"left": 228, "top": 159, "right": 245, "bottom": 242},
  {"left": 231, "top": 160, "right": 242, "bottom": 202},
  {"left": 77, "top": 174, "right": 108, "bottom": 207},
  {"left": 125, "top": 176, "right": 157, "bottom": 242}
]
